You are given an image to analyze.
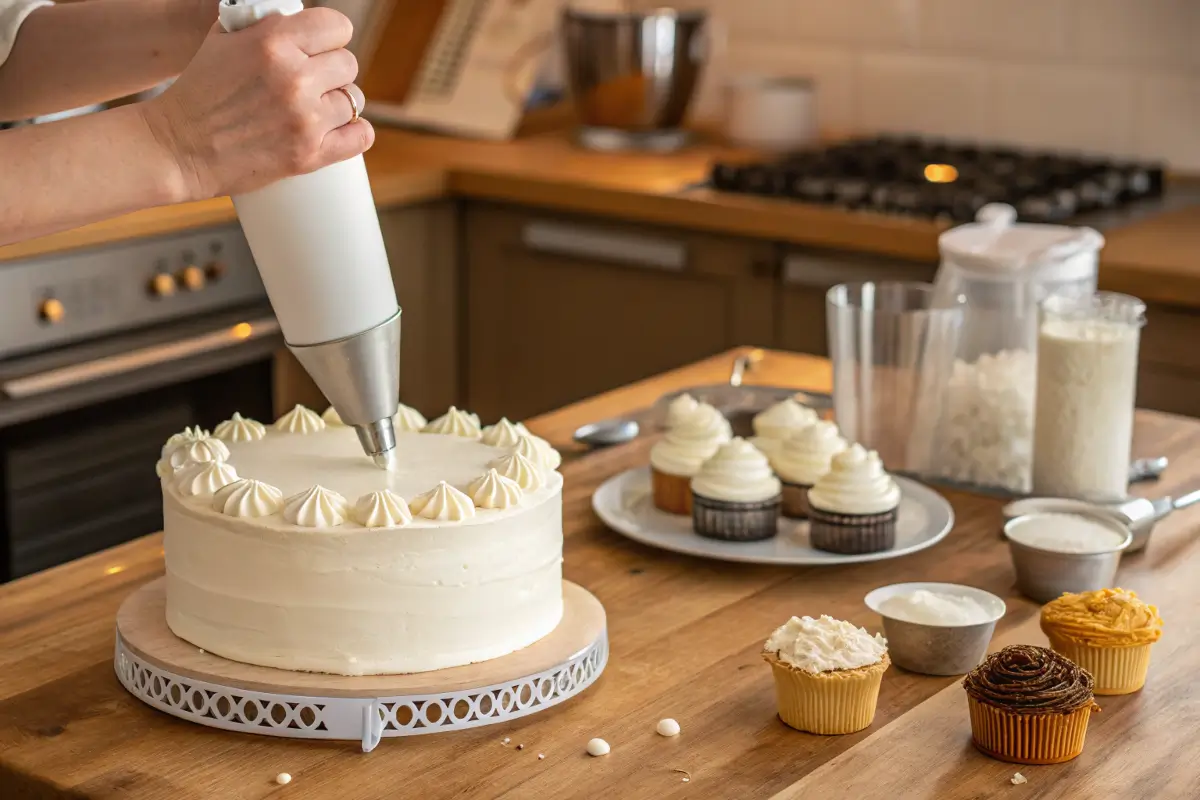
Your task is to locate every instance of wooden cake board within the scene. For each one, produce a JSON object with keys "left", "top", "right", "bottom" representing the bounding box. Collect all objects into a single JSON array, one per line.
[{"left": 114, "top": 579, "right": 608, "bottom": 750}]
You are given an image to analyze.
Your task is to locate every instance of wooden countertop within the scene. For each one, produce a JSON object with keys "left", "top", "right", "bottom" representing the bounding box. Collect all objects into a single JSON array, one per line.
[
  {"left": 2, "top": 348, "right": 1199, "bottom": 799},
  {"left": 5, "top": 123, "right": 1199, "bottom": 309}
]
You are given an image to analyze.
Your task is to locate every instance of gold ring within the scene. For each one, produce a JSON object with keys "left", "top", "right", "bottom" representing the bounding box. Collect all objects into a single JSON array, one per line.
[{"left": 337, "top": 86, "right": 360, "bottom": 124}]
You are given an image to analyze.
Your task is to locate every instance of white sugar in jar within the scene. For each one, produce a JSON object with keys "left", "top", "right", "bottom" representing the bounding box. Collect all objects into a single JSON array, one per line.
[{"left": 1032, "top": 293, "right": 1145, "bottom": 501}]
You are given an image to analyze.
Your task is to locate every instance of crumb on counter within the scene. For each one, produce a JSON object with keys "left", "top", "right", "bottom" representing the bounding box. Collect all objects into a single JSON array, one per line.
[
  {"left": 586, "top": 738, "right": 610, "bottom": 757},
  {"left": 275, "top": 773, "right": 292, "bottom": 786},
  {"left": 1011, "top": 772, "right": 1027, "bottom": 785},
  {"left": 656, "top": 718, "right": 681, "bottom": 737}
]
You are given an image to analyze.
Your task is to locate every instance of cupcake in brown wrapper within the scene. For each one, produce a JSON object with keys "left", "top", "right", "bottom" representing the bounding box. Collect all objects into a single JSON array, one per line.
[
  {"left": 962, "top": 644, "right": 1099, "bottom": 765},
  {"left": 770, "top": 421, "right": 847, "bottom": 521},
  {"left": 689, "top": 438, "right": 782, "bottom": 542},
  {"left": 779, "top": 481, "right": 813, "bottom": 519},
  {"left": 804, "top": 444, "right": 901, "bottom": 555},
  {"left": 807, "top": 504, "right": 898, "bottom": 554},
  {"left": 648, "top": 402, "right": 732, "bottom": 516}
]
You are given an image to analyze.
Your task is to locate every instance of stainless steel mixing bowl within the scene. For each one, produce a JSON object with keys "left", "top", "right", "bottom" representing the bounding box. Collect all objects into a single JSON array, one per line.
[{"left": 562, "top": 8, "right": 709, "bottom": 133}]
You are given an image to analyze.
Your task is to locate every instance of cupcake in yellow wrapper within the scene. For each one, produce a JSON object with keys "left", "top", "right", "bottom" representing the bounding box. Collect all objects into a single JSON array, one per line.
[
  {"left": 762, "top": 615, "right": 889, "bottom": 735},
  {"left": 1040, "top": 588, "right": 1163, "bottom": 695}
]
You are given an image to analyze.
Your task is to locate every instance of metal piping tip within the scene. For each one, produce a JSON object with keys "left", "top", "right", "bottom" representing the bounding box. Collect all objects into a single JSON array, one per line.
[{"left": 371, "top": 449, "right": 397, "bottom": 471}]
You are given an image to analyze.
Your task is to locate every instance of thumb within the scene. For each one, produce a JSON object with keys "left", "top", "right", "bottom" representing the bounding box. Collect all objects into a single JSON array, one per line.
[{"left": 319, "top": 119, "right": 375, "bottom": 166}]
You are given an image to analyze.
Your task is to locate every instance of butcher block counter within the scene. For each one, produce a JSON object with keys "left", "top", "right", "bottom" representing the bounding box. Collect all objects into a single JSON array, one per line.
[
  {"left": 2, "top": 124, "right": 1200, "bottom": 308},
  {"left": 2, "top": 348, "right": 1200, "bottom": 799}
]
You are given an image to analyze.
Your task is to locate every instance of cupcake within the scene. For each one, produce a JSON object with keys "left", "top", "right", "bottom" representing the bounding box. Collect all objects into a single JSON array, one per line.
[
  {"left": 762, "top": 615, "right": 890, "bottom": 735},
  {"left": 963, "top": 644, "right": 1099, "bottom": 765},
  {"left": 771, "top": 421, "right": 847, "bottom": 519},
  {"left": 690, "top": 438, "right": 780, "bottom": 541},
  {"left": 649, "top": 403, "right": 732, "bottom": 515},
  {"left": 751, "top": 398, "right": 818, "bottom": 457},
  {"left": 665, "top": 393, "right": 701, "bottom": 430},
  {"left": 1040, "top": 588, "right": 1163, "bottom": 696},
  {"left": 807, "top": 445, "right": 900, "bottom": 555}
]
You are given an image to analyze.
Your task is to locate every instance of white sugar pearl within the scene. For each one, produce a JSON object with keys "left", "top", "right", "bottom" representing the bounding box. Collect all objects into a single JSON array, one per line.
[
  {"left": 275, "top": 773, "right": 292, "bottom": 785},
  {"left": 586, "top": 738, "right": 610, "bottom": 757},
  {"left": 656, "top": 718, "right": 680, "bottom": 737}
]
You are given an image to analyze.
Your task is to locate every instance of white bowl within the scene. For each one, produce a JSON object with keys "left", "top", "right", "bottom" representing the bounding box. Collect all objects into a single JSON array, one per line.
[{"left": 865, "top": 582, "right": 1006, "bottom": 676}]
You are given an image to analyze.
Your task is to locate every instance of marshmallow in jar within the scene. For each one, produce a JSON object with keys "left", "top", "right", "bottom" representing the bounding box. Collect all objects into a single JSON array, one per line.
[{"left": 1032, "top": 292, "right": 1145, "bottom": 501}]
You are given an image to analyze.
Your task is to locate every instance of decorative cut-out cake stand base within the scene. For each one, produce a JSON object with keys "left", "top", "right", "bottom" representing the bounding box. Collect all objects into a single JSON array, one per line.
[{"left": 114, "top": 578, "right": 607, "bottom": 752}]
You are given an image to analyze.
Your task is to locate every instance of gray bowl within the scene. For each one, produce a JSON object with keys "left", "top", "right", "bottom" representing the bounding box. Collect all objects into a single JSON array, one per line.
[
  {"left": 864, "top": 582, "right": 1006, "bottom": 676},
  {"left": 1003, "top": 512, "right": 1132, "bottom": 603}
]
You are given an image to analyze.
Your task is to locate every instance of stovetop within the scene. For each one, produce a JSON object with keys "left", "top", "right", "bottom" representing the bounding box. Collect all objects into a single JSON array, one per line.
[{"left": 706, "top": 135, "right": 1169, "bottom": 225}]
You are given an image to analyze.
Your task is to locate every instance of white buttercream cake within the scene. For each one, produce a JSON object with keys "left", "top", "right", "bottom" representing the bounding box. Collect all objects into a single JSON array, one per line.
[{"left": 158, "top": 405, "right": 565, "bottom": 676}]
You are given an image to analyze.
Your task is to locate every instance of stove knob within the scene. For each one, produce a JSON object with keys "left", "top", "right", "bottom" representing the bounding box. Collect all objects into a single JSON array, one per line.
[
  {"left": 38, "top": 297, "right": 65, "bottom": 324},
  {"left": 149, "top": 272, "right": 176, "bottom": 298},
  {"left": 204, "top": 261, "right": 226, "bottom": 282},
  {"left": 178, "top": 265, "right": 206, "bottom": 291}
]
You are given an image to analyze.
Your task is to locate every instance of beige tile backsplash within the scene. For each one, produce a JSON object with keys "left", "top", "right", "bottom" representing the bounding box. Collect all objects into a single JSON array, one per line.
[{"left": 636, "top": 0, "right": 1200, "bottom": 168}]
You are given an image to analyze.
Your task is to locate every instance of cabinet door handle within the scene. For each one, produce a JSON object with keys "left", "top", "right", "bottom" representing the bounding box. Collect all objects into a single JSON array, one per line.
[
  {"left": 782, "top": 253, "right": 929, "bottom": 288},
  {"left": 521, "top": 221, "right": 687, "bottom": 271}
]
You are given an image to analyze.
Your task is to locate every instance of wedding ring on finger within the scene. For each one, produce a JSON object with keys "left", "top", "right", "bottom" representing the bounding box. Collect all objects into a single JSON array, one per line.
[{"left": 337, "top": 86, "right": 360, "bottom": 125}]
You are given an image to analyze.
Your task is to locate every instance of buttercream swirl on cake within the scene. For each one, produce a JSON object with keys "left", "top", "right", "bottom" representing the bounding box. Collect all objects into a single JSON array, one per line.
[
  {"left": 275, "top": 405, "right": 326, "bottom": 434},
  {"left": 513, "top": 435, "right": 558, "bottom": 470},
  {"left": 771, "top": 420, "right": 847, "bottom": 486},
  {"left": 665, "top": 393, "right": 700, "bottom": 429},
  {"left": 753, "top": 398, "right": 818, "bottom": 441},
  {"left": 213, "top": 413, "right": 266, "bottom": 443},
  {"left": 166, "top": 437, "right": 231, "bottom": 472},
  {"left": 162, "top": 426, "right": 210, "bottom": 458},
  {"left": 690, "top": 437, "right": 780, "bottom": 502},
  {"left": 490, "top": 452, "right": 545, "bottom": 491},
  {"left": 467, "top": 469, "right": 523, "bottom": 510},
  {"left": 393, "top": 403, "right": 427, "bottom": 432},
  {"left": 212, "top": 479, "right": 283, "bottom": 518},
  {"left": 409, "top": 481, "right": 476, "bottom": 521},
  {"left": 511, "top": 422, "right": 562, "bottom": 470},
  {"left": 353, "top": 490, "right": 412, "bottom": 528},
  {"left": 321, "top": 406, "right": 346, "bottom": 426},
  {"left": 422, "top": 406, "right": 482, "bottom": 438},
  {"left": 963, "top": 645, "right": 1095, "bottom": 714},
  {"left": 481, "top": 418, "right": 524, "bottom": 448},
  {"left": 764, "top": 615, "right": 888, "bottom": 673},
  {"left": 282, "top": 485, "right": 348, "bottom": 527},
  {"left": 175, "top": 461, "right": 239, "bottom": 497},
  {"left": 807, "top": 444, "right": 900, "bottom": 515},
  {"left": 650, "top": 403, "right": 732, "bottom": 477}
]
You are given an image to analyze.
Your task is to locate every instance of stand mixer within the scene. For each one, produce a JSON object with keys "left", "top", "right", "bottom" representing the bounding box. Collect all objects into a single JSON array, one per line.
[{"left": 218, "top": 0, "right": 399, "bottom": 469}]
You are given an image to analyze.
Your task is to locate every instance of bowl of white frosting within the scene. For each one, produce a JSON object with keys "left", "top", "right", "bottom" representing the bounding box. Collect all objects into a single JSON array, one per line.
[
  {"left": 1003, "top": 511, "right": 1132, "bottom": 603},
  {"left": 864, "top": 582, "right": 1006, "bottom": 676}
]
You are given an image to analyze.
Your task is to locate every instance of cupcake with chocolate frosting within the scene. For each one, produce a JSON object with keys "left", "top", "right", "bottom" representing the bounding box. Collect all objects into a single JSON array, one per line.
[
  {"left": 690, "top": 438, "right": 781, "bottom": 542},
  {"left": 649, "top": 403, "right": 733, "bottom": 515},
  {"left": 963, "top": 644, "right": 1100, "bottom": 765},
  {"left": 807, "top": 445, "right": 900, "bottom": 554},
  {"left": 771, "top": 420, "right": 847, "bottom": 519},
  {"left": 751, "top": 398, "right": 818, "bottom": 457},
  {"left": 1041, "top": 588, "right": 1163, "bottom": 695}
]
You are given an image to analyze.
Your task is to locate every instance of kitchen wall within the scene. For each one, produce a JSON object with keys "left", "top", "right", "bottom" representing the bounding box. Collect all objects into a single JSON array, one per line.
[{"left": 638, "top": 0, "right": 1200, "bottom": 169}]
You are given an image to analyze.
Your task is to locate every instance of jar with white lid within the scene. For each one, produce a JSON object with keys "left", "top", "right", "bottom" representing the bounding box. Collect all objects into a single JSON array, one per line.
[{"left": 926, "top": 204, "right": 1104, "bottom": 493}]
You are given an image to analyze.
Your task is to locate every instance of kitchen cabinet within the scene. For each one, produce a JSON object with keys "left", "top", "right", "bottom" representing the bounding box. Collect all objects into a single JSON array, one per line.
[
  {"left": 464, "top": 203, "right": 775, "bottom": 421},
  {"left": 1136, "top": 302, "right": 1200, "bottom": 419},
  {"left": 272, "top": 200, "right": 461, "bottom": 418},
  {"left": 776, "top": 248, "right": 938, "bottom": 357}
]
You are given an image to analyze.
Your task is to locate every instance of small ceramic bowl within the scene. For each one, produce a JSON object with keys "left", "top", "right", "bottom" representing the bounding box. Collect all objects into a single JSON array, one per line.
[
  {"left": 1003, "top": 513, "right": 1132, "bottom": 603},
  {"left": 864, "top": 582, "right": 1006, "bottom": 676}
]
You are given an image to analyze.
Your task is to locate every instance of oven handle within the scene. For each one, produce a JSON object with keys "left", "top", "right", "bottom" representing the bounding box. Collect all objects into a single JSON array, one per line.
[{"left": 1, "top": 317, "right": 281, "bottom": 399}]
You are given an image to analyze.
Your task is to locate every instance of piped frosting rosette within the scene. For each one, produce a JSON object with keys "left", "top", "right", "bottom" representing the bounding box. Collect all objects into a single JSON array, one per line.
[
  {"left": 807, "top": 444, "right": 900, "bottom": 516},
  {"left": 752, "top": 398, "right": 818, "bottom": 445},
  {"left": 772, "top": 420, "right": 847, "bottom": 486},
  {"left": 690, "top": 438, "right": 780, "bottom": 503},
  {"left": 650, "top": 402, "right": 733, "bottom": 477}
]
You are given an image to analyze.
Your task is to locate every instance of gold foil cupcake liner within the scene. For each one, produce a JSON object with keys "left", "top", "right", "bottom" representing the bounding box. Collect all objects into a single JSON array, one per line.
[
  {"left": 651, "top": 467, "right": 693, "bottom": 515},
  {"left": 780, "top": 481, "right": 812, "bottom": 519},
  {"left": 765, "top": 653, "right": 888, "bottom": 735},
  {"left": 1047, "top": 635, "right": 1154, "bottom": 696},
  {"left": 967, "top": 695, "right": 1097, "bottom": 765}
]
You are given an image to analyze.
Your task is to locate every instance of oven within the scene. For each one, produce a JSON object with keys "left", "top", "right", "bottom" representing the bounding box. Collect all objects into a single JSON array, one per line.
[{"left": 0, "top": 224, "right": 279, "bottom": 581}]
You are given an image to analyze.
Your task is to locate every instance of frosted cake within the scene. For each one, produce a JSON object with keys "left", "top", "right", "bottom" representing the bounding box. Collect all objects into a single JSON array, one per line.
[{"left": 158, "top": 406, "right": 564, "bottom": 676}]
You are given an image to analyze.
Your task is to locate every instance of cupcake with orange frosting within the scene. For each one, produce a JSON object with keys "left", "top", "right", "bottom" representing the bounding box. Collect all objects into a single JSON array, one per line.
[{"left": 1040, "top": 588, "right": 1163, "bottom": 695}]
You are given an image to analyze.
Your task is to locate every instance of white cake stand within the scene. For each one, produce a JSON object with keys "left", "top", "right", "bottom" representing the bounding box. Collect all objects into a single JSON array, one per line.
[{"left": 114, "top": 579, "right": 607, "bottom": 752}]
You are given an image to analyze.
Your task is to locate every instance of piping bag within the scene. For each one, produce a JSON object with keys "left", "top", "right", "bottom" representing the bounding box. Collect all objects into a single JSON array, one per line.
[{"left": 218, "top": 0, "right": 400, "bottom": 469}]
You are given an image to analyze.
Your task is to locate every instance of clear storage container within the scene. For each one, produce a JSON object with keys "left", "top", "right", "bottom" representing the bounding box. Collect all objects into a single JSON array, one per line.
[{"left": 926, "top": 204, "right": 1104, "bottom": 494}]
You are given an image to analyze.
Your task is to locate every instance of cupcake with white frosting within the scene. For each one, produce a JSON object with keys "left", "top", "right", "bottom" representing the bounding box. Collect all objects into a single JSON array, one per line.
[
  {"left": 649, "top": 402, "right": 732, "bottom": 515},
  {"left": 665, "top": 393, "right": 701, "bottom": 430},
  {"left": 771, "top": 421, "right": 848, "bottom": 519},
  {"left": 689, "top": 438, "right": 781, "bottom": 542},
  {"left": 762, "top": 615, "right": 890, "bottom": 735},
  {"left": 807, "top": 444, "right": 901, "bottom": 554},
  {"left": 751, "top": 398, "right": 819, "bottom": 457}
]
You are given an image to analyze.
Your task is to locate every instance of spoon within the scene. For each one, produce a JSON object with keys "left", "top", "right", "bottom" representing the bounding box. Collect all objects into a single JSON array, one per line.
[{"left": 572, "top": 418, "right": 640, "bottom": 448}]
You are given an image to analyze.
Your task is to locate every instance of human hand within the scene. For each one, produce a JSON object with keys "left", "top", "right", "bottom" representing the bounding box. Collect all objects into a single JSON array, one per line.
[{"left": 141, "top": 8, "right": 373, "bottom": 201}]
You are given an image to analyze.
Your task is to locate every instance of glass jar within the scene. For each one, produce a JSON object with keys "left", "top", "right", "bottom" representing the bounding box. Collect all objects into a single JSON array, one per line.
[
  {"left": 926, "top": 204, "right": 1104, "bottom": 493},
  {"left": 1032, "top": 292, "right": 1146, "bottom": 501}
]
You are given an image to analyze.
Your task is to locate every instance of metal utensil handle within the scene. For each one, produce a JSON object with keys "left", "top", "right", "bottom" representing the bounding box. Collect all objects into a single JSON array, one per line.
[
  {"left": 729, "top": 349, "right": 764, "bottom": 387},
  {"left": 1172, "top": 489, "right": 1200, "bottom": 511}
]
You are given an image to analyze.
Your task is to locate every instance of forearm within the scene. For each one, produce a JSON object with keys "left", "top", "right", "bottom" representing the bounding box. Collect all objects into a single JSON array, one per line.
[
  {"left": 0, "top": 0, "right": 213, "bottom": 120},
  {"left": 0, "top": 104, "right": 193, "bottom": 245}
]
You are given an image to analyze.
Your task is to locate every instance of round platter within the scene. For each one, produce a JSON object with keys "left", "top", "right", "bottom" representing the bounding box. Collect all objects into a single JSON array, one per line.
[
  {"left": 592, "top": 466, "right": 953, "bottom": 566},
  {"left": 115, "top": 578, "right": 607, "bottom": 752}
]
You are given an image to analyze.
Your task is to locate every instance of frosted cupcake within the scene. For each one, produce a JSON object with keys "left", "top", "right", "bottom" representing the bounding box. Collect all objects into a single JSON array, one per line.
[
  {"left": 690, "top": 438, "right": 781, "bottom": 542},
  {"left": 751, "top": 398, "right": 818, "bottom": 457},
  {"left": 762, "top": 615, "right": 890, "bottom": 735},
  {"left": 807, "top": 445, "right": 901, "bottom": 554},
  {"left": 649, "top": 403, "right": 733, "bottom": 515},
  {"left": 1040, "top": 588, "right": 1163, "bottom": 695},
  {"left": 771, "top": 421, "right": 847, "bottom": 519},
  {"left": 665, "top": 393, "right": 701, "bottom": 430}
]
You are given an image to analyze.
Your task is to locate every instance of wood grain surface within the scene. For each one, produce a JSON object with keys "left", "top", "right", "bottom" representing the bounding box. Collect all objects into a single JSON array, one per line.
[{"left": 1, "top": 348, "right": 1198, "bottom": 800}]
